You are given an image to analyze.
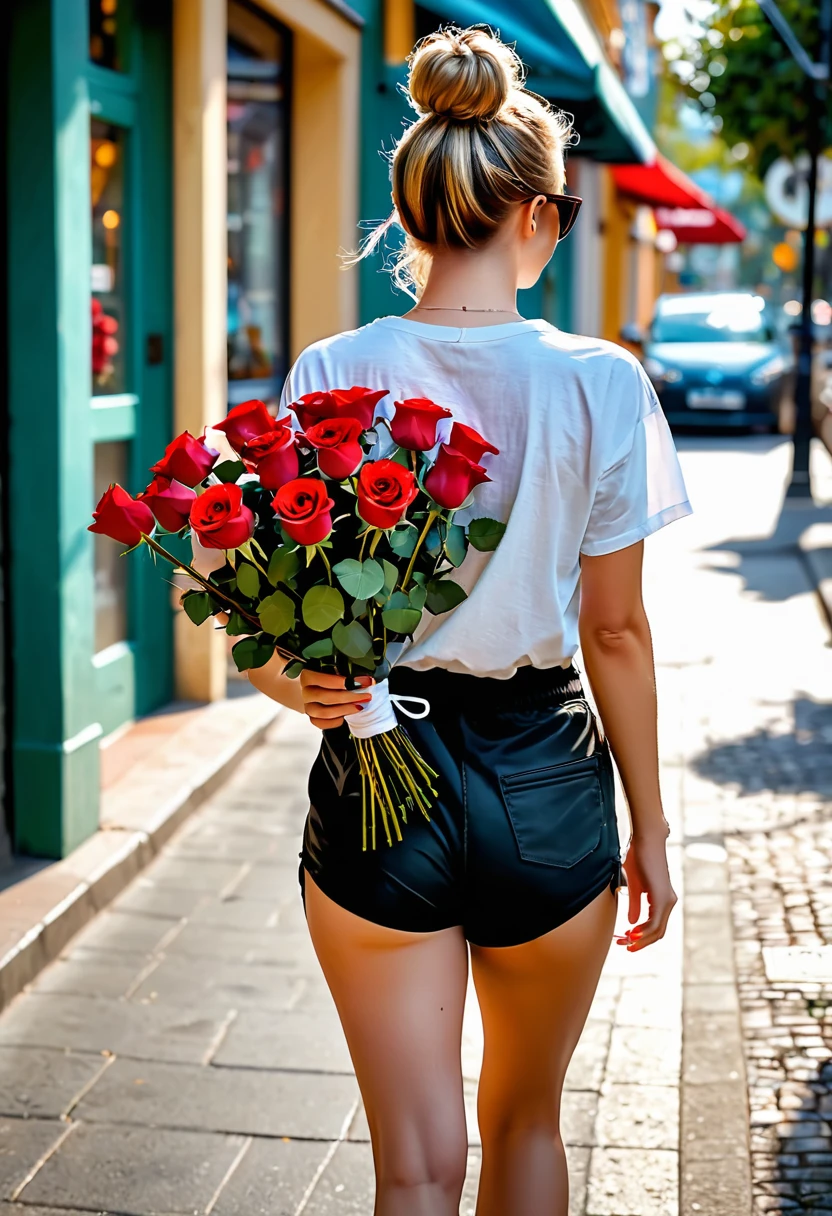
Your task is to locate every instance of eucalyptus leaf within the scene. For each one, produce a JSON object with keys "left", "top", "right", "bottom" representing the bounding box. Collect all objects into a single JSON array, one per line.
[
  {"left": 232, "top": 635, "right": 275, "bottom": 671},
  {"left": 257, "top": 589, "right": 296, "bottom": 637},
  {"left": 382, "top": 559, "right": 398, "bottom": 595},
  {"left": 225, "top": 611, "right": 253, "bottom": 636},
  {"left": 426, "top": 578, "right": 468, "bottom": 614},
  {"left": 467, "top": 517, "right": 506, "bottom": 552},
  {"left": 351, "top": 598, "right": 368, "bottom": 619},
  {"left": 213, "top": 459, "right": 246, "bottom": 483},
  {"left": 386, "top": 590, "right": 410, "bottom": 612},
  {"left": 302, "top": 585, "right": 345, "bottom": 632},
  {"left": 409, "top": 584, "right": 427, "bottom": 611},
  {"left": 267, "top": 547, "right": 300, "bottom": 587},
  {"left": 236, "top": 562, "right": 261, "bottom": 599},
  {"left": 425, "top": 524, "right": 442, "bottom": 557},
  {"left": 444, "top": 523, "right": 467, "bottom": 567},
  {"left": 283, "top": 660, "right": 305, "bottom": 679},
  {"left": 182, "top": 591, "right": 212, "bottom": 626},
  {"left": 333, "top": 557, "right": 385, "bottom": 600},
  {"left": 389, "top": 527, "right": 417, "bottom": 558},
  {"left": 302, "top": 638, "right": 334, "bottom": 660},
  {"left": 382, "top": 606, "right": 422, "bottom": 635},
  {"left": 332, "top": 619, "right": 374, "bottom": 659}
]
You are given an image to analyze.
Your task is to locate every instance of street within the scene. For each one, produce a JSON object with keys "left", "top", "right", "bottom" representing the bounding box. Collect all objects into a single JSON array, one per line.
[{"left": 1, "top": 435, "right": 831, "bottom": 1216}]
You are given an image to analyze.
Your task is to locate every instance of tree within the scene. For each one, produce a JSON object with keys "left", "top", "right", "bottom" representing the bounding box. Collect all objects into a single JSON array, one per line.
[{"left": 667, "top": 0, "right": 829, "bottom": 178}]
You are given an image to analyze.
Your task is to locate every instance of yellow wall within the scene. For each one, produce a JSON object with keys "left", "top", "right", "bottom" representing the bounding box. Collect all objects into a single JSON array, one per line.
[{"left": 259, "top": 0, "right": 361, "bottom": 358}]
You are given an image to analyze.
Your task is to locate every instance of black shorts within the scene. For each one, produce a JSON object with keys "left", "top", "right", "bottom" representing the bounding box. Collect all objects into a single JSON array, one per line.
[{"left": 300, "top": 663, "right": 626, "bottom": 948}]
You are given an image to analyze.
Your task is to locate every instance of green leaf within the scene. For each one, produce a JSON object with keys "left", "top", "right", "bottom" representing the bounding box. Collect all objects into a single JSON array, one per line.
[
  {"left": 389, "top": 527, "right": 417, "bottom": 557},
  {"left": 332, "top": 557, "right": 385, "bottom": 599},
  {"left": 182, "top": 591, "right": 212, "bottom": 626},
  {"left": 351, "top": 597, "right": 368, "bottom": 619},
  {"left": 257, "top": 589, "right": 296, "bottom": 637},
  {"left": 390, "top": 447, "right": 411, "bottom": 468},
  {"left": 444, "top": 523, "right": 467, "bottom": 567},
  {"left": 209, "top": 562, "right": 237, "bottom": 585},
  {"left": 385, "top": 590, "right": 410, "bottom": 612},
  {"left": 302, "top": 585, "right": 345, "bottom": 632},
  {"left": 267, "top": 547, "right": 300, "bottom": 588},
  {"left": 426, "top": 578, "right": 468, "bottom": 614},
  {"left": 382, "top": 606, "right": 422, "bottom": 635},
  {"left": 425, "top": 524, "right": 442, "bottom": 557},
  {"left": 382, "top": 559, "right": 398, "bottom": 595},
  {"left": 409, "top": 584, "right": 427, "bottom": 611},
  {"left": 283, "top": 660, "right": 305, "bottom": 679},
  {"left": 236, "top": 562, "right": 261, "bottom": 599},
  {"left": 302, "top": 638, "right": 334, "bottom": 659},
  {"left": 467, "top": 517, "right": 506, "bottom": 552},
  {"left": 213, "top": 459, "right": 246, "bottom": 483},
  {"left": 332, "top": 619, "right": 374, "bottom": 659},
  {"left": 231, "top": 635, "right": 275, "bottom": 671},
  {"left": 225, "top": 611, "right": 253, "bottom": 636},
  {"left": 411, "top": 571, "right": 426, "bottom": 585}
]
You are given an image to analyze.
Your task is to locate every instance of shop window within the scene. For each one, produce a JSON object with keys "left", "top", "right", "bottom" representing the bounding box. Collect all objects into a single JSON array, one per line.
[
  {"left": 91, "top": 120, "right": 127, "bottom": 395},
  {"left": 227, "top": 1, "right": 290, "bottom": 407},
  {"left": 89, "top": 0, "right": 123, "bottom": 71},
  {"left": 93, "top": 442, "right": 130, "bottom": 651}
]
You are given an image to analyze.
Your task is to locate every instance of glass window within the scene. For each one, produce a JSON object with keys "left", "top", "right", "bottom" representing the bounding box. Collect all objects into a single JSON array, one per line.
[
  {"left": 93, "top": 442, "right": 130, "bottom": 651},
  {"left": 89, "top": 0, "right": 122, "bottom": 71},
  {"left": 91, "top": 119, "right": 127, "bottom": 395},
  {"left": 227, "top": 1, "right": 290, "bottom": 408}
]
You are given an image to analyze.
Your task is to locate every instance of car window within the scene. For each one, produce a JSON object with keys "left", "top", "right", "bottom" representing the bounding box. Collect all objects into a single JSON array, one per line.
[{"left": 652, "top": 295, "right": 771, "bottom": 344}]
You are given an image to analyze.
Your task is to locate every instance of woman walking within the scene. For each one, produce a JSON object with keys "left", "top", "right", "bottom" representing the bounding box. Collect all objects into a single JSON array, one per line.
[{"left": 246, "top": 25, "right": 691, "bottom": 1216}]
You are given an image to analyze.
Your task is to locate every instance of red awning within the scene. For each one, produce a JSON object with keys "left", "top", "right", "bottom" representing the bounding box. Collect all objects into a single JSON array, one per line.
[{"left": 611, "top": 155, "right": 746, "bottom": 244}]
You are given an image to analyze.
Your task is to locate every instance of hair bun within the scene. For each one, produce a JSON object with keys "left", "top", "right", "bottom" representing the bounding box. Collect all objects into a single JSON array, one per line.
[{"left": 408, "top": 26, "right": 522, "bottom": 123}]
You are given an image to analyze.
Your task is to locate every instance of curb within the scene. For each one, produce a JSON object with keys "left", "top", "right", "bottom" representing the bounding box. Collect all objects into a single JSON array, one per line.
[{"left": 0, "top": 697, "right": 281, "bottom": 1013}]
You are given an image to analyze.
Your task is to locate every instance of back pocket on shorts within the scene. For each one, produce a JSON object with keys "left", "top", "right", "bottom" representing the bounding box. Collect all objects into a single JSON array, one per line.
[{"left": 499, "top": 754, "right": 605, "bottom": 867}]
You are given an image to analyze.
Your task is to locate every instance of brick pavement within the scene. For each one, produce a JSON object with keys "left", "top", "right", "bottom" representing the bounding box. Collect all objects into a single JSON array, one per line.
[{"left": 0, "top": 435, "right": 830, "bottom": 1216}]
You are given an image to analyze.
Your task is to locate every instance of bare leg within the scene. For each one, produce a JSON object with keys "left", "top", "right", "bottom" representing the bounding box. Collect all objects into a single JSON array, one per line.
[
  {"left": 472, "top": 884, "right": 617, "bottom": 1216},
  {"left": 304, "top": 873, "right": 470, "bottom": 1216}
]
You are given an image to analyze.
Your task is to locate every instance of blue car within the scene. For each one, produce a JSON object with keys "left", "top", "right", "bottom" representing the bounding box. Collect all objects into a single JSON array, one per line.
[{"left": 624, "top": 292, "right": 792, "bottom": 431}]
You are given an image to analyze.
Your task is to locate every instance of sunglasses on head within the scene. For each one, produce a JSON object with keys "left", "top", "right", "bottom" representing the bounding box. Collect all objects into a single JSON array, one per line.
[{"left": 524, "top": 193, "right": 583, "bottom": 241}]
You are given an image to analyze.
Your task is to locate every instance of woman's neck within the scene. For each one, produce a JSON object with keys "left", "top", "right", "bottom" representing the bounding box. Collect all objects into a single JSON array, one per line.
[{"left": 404, "top": 243, "right": 523, "bottom": 328}]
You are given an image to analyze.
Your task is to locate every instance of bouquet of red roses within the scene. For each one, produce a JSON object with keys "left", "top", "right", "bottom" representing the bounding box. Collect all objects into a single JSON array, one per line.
[{"left": 90, "top": 388, "right": 503, "bottom": 849}]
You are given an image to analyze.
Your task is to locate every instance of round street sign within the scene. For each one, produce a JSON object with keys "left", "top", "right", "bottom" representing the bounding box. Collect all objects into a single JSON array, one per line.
[{"left": 764, "top": 154, "right": 832, "bottom": 229}]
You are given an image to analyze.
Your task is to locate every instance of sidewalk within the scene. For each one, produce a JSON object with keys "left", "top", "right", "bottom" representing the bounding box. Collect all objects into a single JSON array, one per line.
[{"left": 0, "top": 436, "right": 830, "bottom": 1216}]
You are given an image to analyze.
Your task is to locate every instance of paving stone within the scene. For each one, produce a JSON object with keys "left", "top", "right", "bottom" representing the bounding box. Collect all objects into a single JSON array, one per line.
[
  {"left": 113, "top": 881, "right": 210, "bottom": 920},
  {"left": 71, "top": 910, "right": 180, "bottom": 955},
  {"left": 128, "top": 956, "right": 304, "bottom": 1014},
  {"left": 187, "top": 895, "right": 284, "bottom": 931},
  {"left": 231, "top": 865, "right": 301, "bottom": 902},
  {"left": 565, "top": 1020, "right": 612, "bottom": 1092},
  {"left": 0, "top": 1047, "right": 110, "bottom": 1118},
  {"left": 0, "top": 993, "right": 228, "bottom": 1064},
  {"left": 28, "top": 951, "right": 151, "bottom": 1001},
  {"left": 213, "top": 1007, "right": 353, "bottom": 1073},
  {"left": 595, "top": 1083, "right": 678, "bottom": 1150},
  {"left": 210, "top": 1136, "right": 329, "bottom": 1215},
  {"left": 606, "top": 1025, "right": 681, "bottom": 1087},
  {"left": 0, "top": 1117, "right": 66, "bottom": 1199},
  {"left": 615, "top": 978, "right": 682, "bottom": 1031},
  {"left": 164, "top": 922, "right": 318, "bottom": 970},
  {"left": 140, "top": 856, "right": 248, "bottom": 893},
  {"left": 586, "top": 1146, "right": 678, "bottom": 1215},
  {"left": 302, "top": 1141, "right": 374, "bottom": 1214},
  {"left": 683, "top": 1011, "right": 745, "bottom": 1085},
  {"left": 75, "top": 1057, "right": 359, "bottom": 1140},
  {"left": 18, "top": 1121, "right": 245, "bottom": 1214}
]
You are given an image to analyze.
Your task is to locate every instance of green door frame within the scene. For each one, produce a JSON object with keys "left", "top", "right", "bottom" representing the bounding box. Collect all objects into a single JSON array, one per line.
[{"left": 6, "top": 0, "right": 172, "bottom": 858}]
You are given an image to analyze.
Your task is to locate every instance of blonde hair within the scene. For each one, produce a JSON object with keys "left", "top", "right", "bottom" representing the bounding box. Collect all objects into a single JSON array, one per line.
[{"left": 354, "top": 25, "right": 574, "bottom": 296}]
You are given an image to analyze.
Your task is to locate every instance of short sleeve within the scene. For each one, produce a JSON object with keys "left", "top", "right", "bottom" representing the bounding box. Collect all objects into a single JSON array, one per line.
[{"left": 580, "top": 358, "right": 692, "bottom": 557}]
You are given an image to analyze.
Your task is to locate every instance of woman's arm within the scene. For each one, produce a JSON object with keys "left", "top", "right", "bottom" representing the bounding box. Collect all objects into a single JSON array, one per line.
[{"left": 578, "top": 540, "right": 677, "bottom": 951}]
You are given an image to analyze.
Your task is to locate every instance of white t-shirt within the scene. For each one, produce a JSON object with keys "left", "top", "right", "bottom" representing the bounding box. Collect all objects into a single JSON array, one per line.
[{"left": 279, "top": 315, "right": 692, "bottom": 678}]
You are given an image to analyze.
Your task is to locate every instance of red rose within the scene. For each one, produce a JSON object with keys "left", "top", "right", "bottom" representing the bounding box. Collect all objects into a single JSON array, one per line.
[
  {"left": 290, "top": 386, "right": 388, "bottom": 431},
  {"left": 390, "top": 397, "right": 452, "bottom": 451},
  {"left": 272, "top": 478, "right": 334, "bottom": 546},
  {"left": 304, "top": 417, "right": 364, "bottom": 480},
  {"left": 89, "top": 484, "right": 155, "bottom": 548},
  {"left": 139, "top": 476, "right": 197, "bottom": 532},
  {"left": 213, "top": 399, "right": 281, "bottom": 451},
  {"left": 449, "top": 421, "right": 500, "bottom": 464},
  {"left": 240, "top": 426, "right": 298, "bottom": 490},
  {"left": 150, "top": 431, "right": 218, "bottom": 487},
  {"left": 357, "top": 459, "right": 419, "bottom": 530},
  {"left": 189, "top": 483, "right": 255, "bottom": 550},
  {"left": 424, "top": 445, "right": 490, "bottom": 510}
]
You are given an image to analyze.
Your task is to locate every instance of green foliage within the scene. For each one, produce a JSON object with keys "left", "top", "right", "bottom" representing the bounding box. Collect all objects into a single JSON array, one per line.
[
  {"left": 333, "top": 557, "right": 385, "bottom": 599},
  {"left": 443, "top": 523, "right": 467, "bottom": 567},
  {"left": 302, "top": 585, "right": 345, "bottom": 631},
  {"left": 212, "top": 459, "right": 247, "bottom": 483},
  {"left": 235, "top": 562, "right": 261, "bottom": 599},
  {"left": 668, "top": 0, "right": 826, "bottom": 176},
  {"left": 225, "top": 611, "right": 253, "bottom": 636},
  {"left": 257, "top": 589, "right": 296, "bottom": 637},
  {"left": 232, "top": 635, "right": 275, "bottom": 671},
  {"left": 332, "top": 619, "right": 374, "bottom": 659},
  {"left": 302, "top": 637, "right": 334, "bottom": 659},
  {"left": 267, "top": 547, "right": 300, "bottom": 588},
  {"left": 467, "top": 517, "right": 506, "bottom": 552},
  {"left": 389, "top": 526, "right": 418, "bottom": 557},
  {"left": 425, "top": 578, "right": 468, "bottom": 614},
  {"left": 181, "top": 591, "right": 212, "bottom": 626},
  {"left": 382, "top": 605, "right": 422, "bottom": 634}
]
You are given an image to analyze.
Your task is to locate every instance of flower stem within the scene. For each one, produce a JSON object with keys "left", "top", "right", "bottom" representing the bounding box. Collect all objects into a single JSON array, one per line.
[
  {"left": 401, "top": 510, "right": 439, "bottom": 591},
  {"left": 317, "top": 544, "right": 332, "bottom": 585},
  {"left": 141, "top": 534, "right": 261, "bottom": 628}
]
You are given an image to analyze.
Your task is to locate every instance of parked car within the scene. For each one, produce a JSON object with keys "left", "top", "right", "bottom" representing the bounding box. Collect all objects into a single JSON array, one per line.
[{"left": 622, "top": 292, "right": 793, "bottom": 431}]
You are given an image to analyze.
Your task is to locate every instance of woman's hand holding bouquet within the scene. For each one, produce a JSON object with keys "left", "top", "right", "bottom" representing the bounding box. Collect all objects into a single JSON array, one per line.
[{"left": 90, "top": 387, "right": 503, "bottom": 849}]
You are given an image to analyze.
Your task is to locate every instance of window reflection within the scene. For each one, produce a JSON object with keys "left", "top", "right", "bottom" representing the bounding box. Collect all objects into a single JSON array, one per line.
[
  {"left": 94, "top": 442, "right": 130, "bottom": 652},
  {"left": 227, "top": 1, "right": 290, "bottom": 408},
  {"left": 89, "top": 0, "right": 122, "bottom": 71},
  {"left": 91, "top": 119, "right": 126, "bottom": 395}
]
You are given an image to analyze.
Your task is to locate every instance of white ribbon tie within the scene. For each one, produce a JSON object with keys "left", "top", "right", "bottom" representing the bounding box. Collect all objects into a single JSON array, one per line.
[{"left": 346, "top": 680, "right": 431, "bottom": 739}]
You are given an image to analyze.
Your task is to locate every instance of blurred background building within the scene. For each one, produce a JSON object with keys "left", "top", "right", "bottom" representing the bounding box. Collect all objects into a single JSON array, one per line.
[{"left": 1, "top": 0, "right": 746, "bottom": 862}]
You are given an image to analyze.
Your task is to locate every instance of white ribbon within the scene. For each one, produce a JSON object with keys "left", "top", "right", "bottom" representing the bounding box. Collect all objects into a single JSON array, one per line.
[{"left": 346, "top": 679, "right": 431, "bottom": 739}]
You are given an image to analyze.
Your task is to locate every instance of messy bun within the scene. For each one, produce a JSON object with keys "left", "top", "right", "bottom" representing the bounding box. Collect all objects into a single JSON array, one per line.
[{"left": 408, "top": 26, "right": 518, "bottom": 123}]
